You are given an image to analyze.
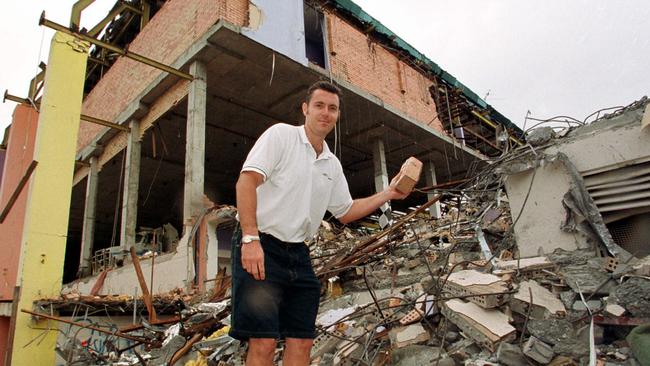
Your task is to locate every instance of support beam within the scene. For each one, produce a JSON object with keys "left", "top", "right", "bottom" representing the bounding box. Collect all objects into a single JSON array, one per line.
[
  {"left": 40, "top": 15, "right": 193, "bottom": 81},
  {"left": 10, "top": 32, "right": 89, "bottom": 366},
  {"left": 372, "top": 139, "right": 392, "bottom": 229},
  {"left": 120, "top": 119, "right": 141, "bottom": 249},
  {"left": 424, "top": 160, "right": 442, "bottom": 219},
  {"left": 183, "top": 61, "right": 207, "bottom": 231},
  {"left": 79, "top": 156, "right": 99, "bottom": 277}
]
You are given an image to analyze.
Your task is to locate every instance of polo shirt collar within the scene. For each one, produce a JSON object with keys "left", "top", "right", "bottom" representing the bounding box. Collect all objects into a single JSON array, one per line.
[{"left": 300, "top": 125, "right": 333, "bottom": 160}]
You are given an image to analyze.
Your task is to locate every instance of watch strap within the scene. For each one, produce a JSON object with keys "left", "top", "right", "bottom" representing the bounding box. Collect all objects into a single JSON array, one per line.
[{"left": 241, "top": 234, "right": 260, "bottom": 244}]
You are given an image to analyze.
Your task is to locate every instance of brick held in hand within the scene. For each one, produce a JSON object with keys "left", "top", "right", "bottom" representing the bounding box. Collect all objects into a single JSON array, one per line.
[{"left": 395, "top": 157, "right": 422, "bottom": 194}]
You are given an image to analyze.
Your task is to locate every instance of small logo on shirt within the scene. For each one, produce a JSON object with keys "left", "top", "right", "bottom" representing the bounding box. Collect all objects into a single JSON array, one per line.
[{"left": 322, "top": 173, "right": 333, "bottom": 181}]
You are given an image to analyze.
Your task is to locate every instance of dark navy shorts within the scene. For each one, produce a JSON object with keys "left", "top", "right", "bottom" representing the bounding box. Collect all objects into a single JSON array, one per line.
[{"left": 229, "top": 227, "right": 321, "bottom": 341}]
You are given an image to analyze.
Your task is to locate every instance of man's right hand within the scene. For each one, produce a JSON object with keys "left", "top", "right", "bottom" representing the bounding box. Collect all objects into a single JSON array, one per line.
[{"left": 241, "top": 240, "right": 265, "bottom": 280}]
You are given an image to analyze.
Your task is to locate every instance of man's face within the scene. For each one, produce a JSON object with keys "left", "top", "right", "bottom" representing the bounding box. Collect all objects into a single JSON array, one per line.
[{"left": 302, "top": 89, "right": 340, "bottom": 139}]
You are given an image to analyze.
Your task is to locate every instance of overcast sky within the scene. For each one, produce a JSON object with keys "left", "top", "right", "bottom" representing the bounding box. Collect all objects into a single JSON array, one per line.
[{"left": 1, "top": 1, "right": 649, "bottom": 131}]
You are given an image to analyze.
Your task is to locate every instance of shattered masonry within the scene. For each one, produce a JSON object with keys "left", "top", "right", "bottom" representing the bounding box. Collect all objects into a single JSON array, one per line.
[
  {"left": 1, "top": 0, "right": 649, "bottom": 364},
  {"left": 27, "top": 98, "right": 650, "bottom": 365}
]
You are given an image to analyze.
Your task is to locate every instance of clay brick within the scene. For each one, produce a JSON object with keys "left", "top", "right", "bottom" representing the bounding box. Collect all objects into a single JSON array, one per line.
[
  {"left": 324, "top": 13, "right": 444, "bottom": 134},
  {"left": 395, "top": 157, "right": 422, "bottom": 194}
]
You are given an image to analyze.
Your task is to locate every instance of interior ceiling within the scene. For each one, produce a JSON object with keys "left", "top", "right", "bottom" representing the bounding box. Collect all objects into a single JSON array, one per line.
[{"left": 68, "top": 25, "right": 487, "bottom": 249}]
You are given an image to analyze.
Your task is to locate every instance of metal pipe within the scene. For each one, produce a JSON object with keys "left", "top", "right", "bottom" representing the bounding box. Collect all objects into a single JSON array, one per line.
[
  {"left": 39, "top": 13, "right": 193, "bottom": 81},
  {"left": 79, "top": 113, "right": 130, "bottom": 132},
  {"left": 4, "top": 90, "right": 130, "bottom": 132},
  {"left": 471, "top": 110, "right": 524, "bottom": 146},
  {"left": 0, "top": 161, "right": 38, "bottom": 223}
]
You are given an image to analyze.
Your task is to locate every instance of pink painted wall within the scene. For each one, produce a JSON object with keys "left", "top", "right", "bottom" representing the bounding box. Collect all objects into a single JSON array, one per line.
[
  {"left": 0, "top": 316, "right": 9, "bottom": 366},
  {"left": 0, "top": 104, "right": 39, "bottom": 301}
]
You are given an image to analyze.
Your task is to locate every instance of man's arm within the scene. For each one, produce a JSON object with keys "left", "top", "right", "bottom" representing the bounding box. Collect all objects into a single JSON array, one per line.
[
  {"left": 338, "top": 173, "right": 409, "bottom": 224},
  {"left": 236, "top": 171, "right": 266, "bottom": 280}
]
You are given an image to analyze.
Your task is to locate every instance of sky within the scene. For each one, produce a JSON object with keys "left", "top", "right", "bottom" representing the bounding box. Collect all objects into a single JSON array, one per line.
[{"left": 1, "top": 1, "right": 649, "bottom": 132}]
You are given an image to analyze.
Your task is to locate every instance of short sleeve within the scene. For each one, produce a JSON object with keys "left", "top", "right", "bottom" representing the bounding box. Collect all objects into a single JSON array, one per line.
[
  {"left": 327, "top": 162, "right": 353, "bottom": 218},
  {"left": 241, "top": 124, "right": 284, "bottom": 181}
]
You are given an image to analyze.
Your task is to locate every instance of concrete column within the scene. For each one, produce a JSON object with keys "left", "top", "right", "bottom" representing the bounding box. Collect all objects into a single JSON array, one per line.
[
  {"left": 120, "top": 119, "right": 141, "bottom": 249},
  {"left": 183, "top": 61, "right": 207, "bottom": 232},
  {"left": 372, "top": 139, "right": 392, "bottom": 228},
  {"left": 425, "top": 160, "right": 442, "bottom": 219},
  {"left": 10, "top": 32, "right": 88, "bottom": 366},
  {"left": 79, "top": 156, "right": 99, "bottom": 276}
]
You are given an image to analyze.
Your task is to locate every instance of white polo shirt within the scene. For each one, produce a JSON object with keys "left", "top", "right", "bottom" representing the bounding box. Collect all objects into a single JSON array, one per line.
[{"left": 241, "top": 123, "right": 353, "bottom": 242}]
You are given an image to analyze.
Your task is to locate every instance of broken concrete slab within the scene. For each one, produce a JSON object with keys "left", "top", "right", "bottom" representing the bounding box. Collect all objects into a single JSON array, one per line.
[
  {"left": 527, "top": 318, "right": 575, "bottom": 345},
  {"left": 560, "top": 264, "right": 615, "bottom": 295},
  {"left": 496, "top": 342, "right": 527, "bottom": 366},
  {"left": 442, "top": 299, "right": 516, "bottom": 351},
  {"left": 527, "top": 126, "right": 557, "bottom": 146},
  {"left": 611, "top": 277, "right": 650, "bottom": 317},
  {"left": 389, "top": 323, "right": 430, "bottom": 348},
  {"left": 572, "top": 299, "right": 603, "bottom": 312},
  {"left": 391, "top": 345, "right": 446, "bottom": 366},
  {"left": 552, "top": 338, "right": 590, "bottom": 360},
  {"left": 511, "top": 280, "right": 566, "bottom": 318},
  {"left": 443, "top": 269, "right": 509, "bottom": 308},
  {"left": 447, "top": 338, "right": 481, "bottom": 364},
  {"left": 523, "top": 336, "right": 555, "bottom": 364},
  {"left": 493, "top": 256, "right": 554, "bottom": 275}
]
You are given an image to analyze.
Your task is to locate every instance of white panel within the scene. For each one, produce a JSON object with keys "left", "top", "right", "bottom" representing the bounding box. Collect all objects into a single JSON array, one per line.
[{"left": 243, "top": 0, "right": 308, "bottom": 65}]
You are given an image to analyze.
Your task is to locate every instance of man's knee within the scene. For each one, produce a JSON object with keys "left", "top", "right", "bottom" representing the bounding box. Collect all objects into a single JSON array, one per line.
[
  {"left": 248, "top": 338, "right": 277, "bottom": 360},
  {"left": 285, "top": 338, "right": 314, "bottom": 352}
]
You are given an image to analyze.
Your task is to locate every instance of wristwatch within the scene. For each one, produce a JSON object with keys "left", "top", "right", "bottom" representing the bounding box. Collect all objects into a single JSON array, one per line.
[{"left": 241, "top": 234, "right": 260, "bottom": 244}]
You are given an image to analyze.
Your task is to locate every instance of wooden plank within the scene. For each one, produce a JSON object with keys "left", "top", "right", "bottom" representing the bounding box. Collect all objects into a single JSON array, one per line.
[{"left": 129, "top": 247, "right": 157, "bottom": 322}]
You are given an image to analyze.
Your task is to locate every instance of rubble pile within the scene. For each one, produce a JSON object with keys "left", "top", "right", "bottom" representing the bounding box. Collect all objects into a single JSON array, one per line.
[{"left": 29, "top": 102, "right": 650, "bottom": 365}]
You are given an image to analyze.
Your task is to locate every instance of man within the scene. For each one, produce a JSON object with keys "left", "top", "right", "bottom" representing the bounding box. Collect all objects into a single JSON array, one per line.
[{"left": 231, "top": 81, "right": 412, "bottom": 366}]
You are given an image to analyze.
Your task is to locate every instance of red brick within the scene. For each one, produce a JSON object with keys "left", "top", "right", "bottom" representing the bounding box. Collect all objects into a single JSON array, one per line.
[{"left": 78, "top": 0, "right": 248, "bottom": 151}]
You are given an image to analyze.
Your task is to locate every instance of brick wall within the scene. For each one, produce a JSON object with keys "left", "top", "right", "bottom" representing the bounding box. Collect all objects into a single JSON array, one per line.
[
  {"left": 77, "top": 0, "right": 248, "bottom": 151},
  {"left": 325, "top": 13, "right": 444, "bottom": 133}
]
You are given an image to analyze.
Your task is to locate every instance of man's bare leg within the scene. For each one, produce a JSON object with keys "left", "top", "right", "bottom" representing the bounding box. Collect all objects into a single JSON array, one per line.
[
  {"left": 283, "top": 338, "right": 313, "bottom": 366},
  {"left": 246, "top": 338, "right": 276, "bottom": 366}
]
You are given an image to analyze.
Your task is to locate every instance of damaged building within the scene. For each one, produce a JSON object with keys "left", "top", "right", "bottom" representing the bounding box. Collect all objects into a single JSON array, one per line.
[{"left": 0, "top": 0, "right": 648, "bottom": 365}]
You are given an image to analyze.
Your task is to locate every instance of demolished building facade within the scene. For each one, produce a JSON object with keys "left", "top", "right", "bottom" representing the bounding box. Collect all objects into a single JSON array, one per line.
[{"left": 1, "top": 0, "right": 648, "bottom": 365}]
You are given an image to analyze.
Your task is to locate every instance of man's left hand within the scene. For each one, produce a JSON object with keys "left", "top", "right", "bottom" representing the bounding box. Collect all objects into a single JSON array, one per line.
[{"left": 386, "top": 172, "right": 410, "bottom": 200}]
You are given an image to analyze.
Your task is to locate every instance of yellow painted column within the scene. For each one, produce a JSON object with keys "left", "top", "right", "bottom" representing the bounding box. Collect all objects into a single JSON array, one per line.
[{"left": 10, "top": 32, "right": 88, "bottom": 365}]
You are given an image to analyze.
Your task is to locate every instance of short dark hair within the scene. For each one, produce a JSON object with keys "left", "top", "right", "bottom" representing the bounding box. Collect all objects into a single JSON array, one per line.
[{"left": 305, "top": 81, "right": 342, "bottom": 104}]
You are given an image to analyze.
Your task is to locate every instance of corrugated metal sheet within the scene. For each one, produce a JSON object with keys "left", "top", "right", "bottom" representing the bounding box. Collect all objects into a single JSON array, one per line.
[{"left": 584, "top": 160, "right": 650, "bottom": 256}]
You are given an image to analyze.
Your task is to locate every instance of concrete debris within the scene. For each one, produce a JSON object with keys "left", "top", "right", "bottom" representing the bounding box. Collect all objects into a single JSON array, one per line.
[
  {"left": 526, "top": 126, "right": 557, "bottom": 146},
  {"left": 605, "top": 303, "right": 627, "bottom": 317},
  {"left": 523, "top": 336, "right": 555, "bottom": 364},
  {"left": 391, "top": 345, "right": 447, "bottom": 366},
  {"left": 33, "top": 103, "right": 650, "bottom": 365},
  {"left": 442, "top": 299, "right": 516, "bottom": 351},
  {"left": 389, "top": 323, "right": 430, "bottom": 348},
  {"left": 527, "top": 318, "right": 576, "bottom": 345},
  {"left": 444, "top": 270, "right": 509, "bottom": 308},
  {"left": 511, "top": 280, "right": 566, "bottom": 318},
  {"left": 610, "top": 277, "right": 650, "bottom": 317},
  {"left": 497, "top": 342, "right": 528, "bottom": 366}
]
